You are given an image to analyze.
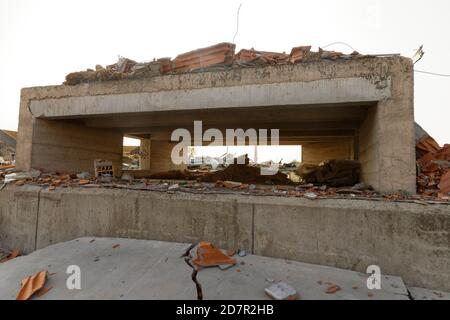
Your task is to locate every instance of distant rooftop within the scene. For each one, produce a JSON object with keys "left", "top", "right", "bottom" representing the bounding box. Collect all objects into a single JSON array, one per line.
[{"left": 0, "top": 129, "right": 17, "bottom": 149}]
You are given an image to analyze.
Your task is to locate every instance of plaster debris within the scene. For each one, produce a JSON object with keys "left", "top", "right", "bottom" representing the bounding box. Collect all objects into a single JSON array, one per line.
[
  {"left": 76, "top": 172, "right": 91, "bottom": 179},
  {"left": 4, "top": 169, "right": 40, "bottom": 183},
  {"left": 237, "top": 249, "right": 247, "bottom": 257},
  {"left": 168, "top": 183, "right": 179, "bottom": 191},
  {"left": 218, "top": 264, "right": 235, "bottom": 271},
  {"left": 304, "top": 192, "right": 318, "bottom": 200},
  {"left": 265, "top": 282, "right": 298, "bottom": 300}
]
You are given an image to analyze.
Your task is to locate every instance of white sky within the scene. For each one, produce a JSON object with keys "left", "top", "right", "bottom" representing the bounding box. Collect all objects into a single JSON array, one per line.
[{"left": 1, "top": 0, "right": 449, "bottom": 146}]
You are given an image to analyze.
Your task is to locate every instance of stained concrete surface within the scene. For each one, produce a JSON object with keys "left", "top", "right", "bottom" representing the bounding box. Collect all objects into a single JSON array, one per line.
[
  {"left": 408, "top": 287, "right": 450, "bottom": 300},
  {"left": 0, "top": 237, "right": 419, "bottom": 300},
  {"left": 1, "top": 185, "right": 449, "bottom": 292}
]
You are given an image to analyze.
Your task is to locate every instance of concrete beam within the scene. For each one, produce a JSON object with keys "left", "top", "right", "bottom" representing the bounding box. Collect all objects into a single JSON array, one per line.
[{"left": 29, "top": 77, "right": 391, "bottom": 118}]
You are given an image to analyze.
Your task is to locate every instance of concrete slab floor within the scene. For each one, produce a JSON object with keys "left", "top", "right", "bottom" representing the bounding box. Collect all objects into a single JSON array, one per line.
[
  {"left": 408, "top": 287, "right": 450, "bottom": 300},
  {"left": 0, "top": 237, "right": 441, "bottom": 300}
]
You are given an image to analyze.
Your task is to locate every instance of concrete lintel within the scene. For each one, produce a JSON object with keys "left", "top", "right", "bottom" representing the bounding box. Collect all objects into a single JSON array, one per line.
[{"left": 29, "top": 77, "right": 391, "bottom": 118}]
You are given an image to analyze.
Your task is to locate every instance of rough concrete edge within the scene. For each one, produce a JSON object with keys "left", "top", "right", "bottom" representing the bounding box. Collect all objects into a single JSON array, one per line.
[{"left": 20, "top": 56, "right": 410, "bottom": 100}]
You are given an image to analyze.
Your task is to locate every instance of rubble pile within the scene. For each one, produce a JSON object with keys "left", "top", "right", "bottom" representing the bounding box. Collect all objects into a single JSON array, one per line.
[
  {"left": 1, "top": 165, "right": 448, "bottom": 204},
  {"left": 295, "top": 160, "right": 360, "bottom": 187},
  {"left": 200, "top": 163, "right": 291, "bottom": 185},
  {"left": 415, "top": 123, "right": 450, "bottom": 198},
  {"left": 64, "top": 42, "right": 365, "bottom": 86},
  {"left": 148, "top": 170, "right": 196, "bottom": 180}
]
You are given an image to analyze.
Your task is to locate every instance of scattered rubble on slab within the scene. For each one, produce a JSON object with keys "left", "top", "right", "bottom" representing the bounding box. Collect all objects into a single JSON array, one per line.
[
  {"left": 201, "top": 163, "right": 292, "bottom": 185},
  {"left": 63, "top": 42, "right": 368, "bottom": 86},
  {"left": 1, "top": 131, "right": 449, "bottom": 204},
  {"left": 0, "top": 248, "right": 20, "bottom": 263},
  {"left": 1, "top": 166, "right": 449, "bottom": 205},
  {"left": 295, "top": 160, "right": 360, "bottom": 187}
]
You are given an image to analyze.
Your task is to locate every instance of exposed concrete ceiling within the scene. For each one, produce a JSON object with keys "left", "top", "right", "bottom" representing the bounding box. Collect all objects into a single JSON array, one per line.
[{"left": 73, "top": 102, "right": 373, "bottom": 140}]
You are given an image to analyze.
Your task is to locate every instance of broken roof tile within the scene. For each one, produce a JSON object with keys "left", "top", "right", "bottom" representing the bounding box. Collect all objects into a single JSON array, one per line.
[
  {"left": 289, "top": 46, "right": 312, "bottom": 63},
  {"left": 439, "top": 170, "right": 450, "bottom": 194},
  {"left": 173, "top": 42, "right": 236, "bottom": 72},
  {"left": 16, "top": 270, "right": 48, "bottom": 300},
  {"left": 193, "top": 241, "right": 236, "bottom": 267}
]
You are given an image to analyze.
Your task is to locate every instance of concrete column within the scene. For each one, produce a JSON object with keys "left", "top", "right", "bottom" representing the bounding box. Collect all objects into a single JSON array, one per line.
[
  {"left": 139, "top": 138, "right": 151, "bottom": 170},
  {"left": 149, "top": 140, "right": 187, "bottom": 173},
  {"left": 358, "top": 58, "right": 415, "bottom": 193}
]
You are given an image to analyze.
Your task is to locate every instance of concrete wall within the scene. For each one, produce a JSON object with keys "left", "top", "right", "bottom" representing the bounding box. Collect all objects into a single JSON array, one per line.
[
  {"left": 302, "top": 138, "right": 354, "bottom": 164},
  {"left": 30, "top": 119, "right": 123, "bottom": 175},
  {"left": 150, "top": 140, "right": 187, "bottom": 173},
  {"left": 1, "top": 185, "right": 449, "bottom": 291},
  {"left": 16, "top": 87, "right": 123, "bottom": 175},
  {"left": 0, "top": 186, "right": 41, "bottom": 253}
]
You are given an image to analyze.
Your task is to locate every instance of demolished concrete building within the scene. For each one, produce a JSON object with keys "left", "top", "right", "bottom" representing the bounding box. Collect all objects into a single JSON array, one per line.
[
  {"left": 16, "top": 43, "right": 415, "bottom": 193},
  {"left": 1, "top": 43, "right": 449, "bottom": 293}
]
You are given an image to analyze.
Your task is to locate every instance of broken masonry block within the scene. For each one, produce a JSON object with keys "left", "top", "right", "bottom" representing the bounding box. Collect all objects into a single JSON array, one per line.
[
  {"left": 265, "top": 282, "right": 298, "bottom": 300},
  {"left": 94, "top": 159, "right": 114, "bottom": 178}
]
